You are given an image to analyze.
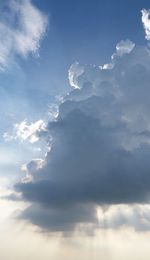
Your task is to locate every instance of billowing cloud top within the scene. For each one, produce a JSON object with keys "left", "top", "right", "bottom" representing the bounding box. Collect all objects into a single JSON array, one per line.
[
  {"left": 0, "top": 0, "right": 48, "bottom": 70},
  {"left": 8, "top": 9, "right": 150, "bottom": 234}
]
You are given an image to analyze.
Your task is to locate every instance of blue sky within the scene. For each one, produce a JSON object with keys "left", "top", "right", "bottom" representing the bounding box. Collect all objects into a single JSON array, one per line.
[
  {"left": 1, "top": 0, "right": 149, "bottom": 121},
  {"left": 35, "top": 0, "right": 148, "bottom": 62},
  {"left": 0, "top": 0, "right": 149, "bottom": 128},
  {"left": 2, "top": 1, "right": 150, "bottom": 259},
  {"left": 1, "top": 0, "right": 149, "bottom": 108}
]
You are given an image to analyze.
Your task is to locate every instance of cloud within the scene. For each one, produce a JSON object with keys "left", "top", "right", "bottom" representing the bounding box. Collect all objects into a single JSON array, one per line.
[
  {"left": 4, "top": 119, "right": 46, "bottom": 143},
  {"left": 0, "top": 0, "right": 48, "bottom": 70},
  {"left": 115, "top": 39, "right": 135, "bottom": 55},
  {"left": 68, "top": 61, "right": 84, "bottom": 89},
  {"left": 97, "top": 204, "right": 150, "bottom": 232},
  {"left": 141, "top": 9, "right": 150, "bottom": 40},
  {"left": 18, "top": 203, "right": 97, "bottom": 233},
  {"left": 9, "top": 13, "right": 150, "bottom": 234}
]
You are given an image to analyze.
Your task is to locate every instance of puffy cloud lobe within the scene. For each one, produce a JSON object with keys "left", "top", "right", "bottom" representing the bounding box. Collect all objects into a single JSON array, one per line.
[
  {"left": 68, "top": 61, "right": 84, "bottom": 89},
  {"left": 97, "top": 204, "right": 150, "bottom": 231},
  {"left": 18, "top": 203, "right": 97, "bottom": 233},
  {"left": 115, "top": 39, "right": 135, "bottom": 56},
  {"left": 13, "top": 39, "right": 150, "bottom": 233},
  {"left": 4, "top": 119, "right": 46, "bottom": 143},
  {"left": 0, "top": 0, "right": 48, "bottom": 70},
  {"left": 15, "top": 119, "right": 46, "bottom": 143},
  {"left": 21, "top": 159, "right": 45, "bottom": 182}
]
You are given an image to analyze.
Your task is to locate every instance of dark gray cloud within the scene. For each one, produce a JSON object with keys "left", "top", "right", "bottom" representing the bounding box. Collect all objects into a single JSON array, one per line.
[
  {"left": 18, "top": 203, "right": 97, "bottom": 233},
  {"left": 11, "top": 40, "right": 150, "bottom": 233}
]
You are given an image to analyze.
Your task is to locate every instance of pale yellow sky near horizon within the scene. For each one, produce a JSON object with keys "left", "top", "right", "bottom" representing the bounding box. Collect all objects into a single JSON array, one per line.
[{"left": 1, "top": 194, "right": 150, "bottom": 260}]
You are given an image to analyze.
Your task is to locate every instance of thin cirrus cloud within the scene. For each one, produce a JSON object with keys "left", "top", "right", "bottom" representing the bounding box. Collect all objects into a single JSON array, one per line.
[
  {"left": 8, "top": 9, "right": 150, "bottom": 234},
  {"left": 0, "top": 0, "right": 48, "bottom": 71}
]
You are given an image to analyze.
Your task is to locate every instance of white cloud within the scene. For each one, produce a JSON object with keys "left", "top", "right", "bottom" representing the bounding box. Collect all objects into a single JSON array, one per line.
[
  {"left": 141, "top": 9, "right": 150, "bottom": 40},
  {"left": 15, "top": 119, "right": 46, "bottom": 143},
  {"left": 115, "top": 39, "right": 135, "bottom": 56},
  {"left": 4, "top": 119, "right": 46, "bottom": 143},
  {"left": 97, "top": 204, "right": 150, "bottom": 231},
  {"left": 68, "top": 61, "right": 84, "bottom": 89},
  {"left": 21, "top": 159, "right": 45, "bottom": 182},
  {"left": 0, "top": 0, "right": 48, "bottom": 70},
  {"left": 102, "top": 39, "right": 135, "bottom": 70}
]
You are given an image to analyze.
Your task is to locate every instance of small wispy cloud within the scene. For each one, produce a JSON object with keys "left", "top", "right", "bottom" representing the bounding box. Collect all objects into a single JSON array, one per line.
[
  {"left": 0, "top": 0, "right": 48, "bottom": 71},
  {"left": 141, "top": 9, "right": 150, "bottom": 40}
]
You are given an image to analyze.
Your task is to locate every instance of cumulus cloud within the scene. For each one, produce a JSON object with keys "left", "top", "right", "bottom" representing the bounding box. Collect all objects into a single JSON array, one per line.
[
  {"left": 9, "top": 12, "right": 150, "bottom": 234},
  {"left": 0, "top": 0, "right": 48, "bottom": 70}
]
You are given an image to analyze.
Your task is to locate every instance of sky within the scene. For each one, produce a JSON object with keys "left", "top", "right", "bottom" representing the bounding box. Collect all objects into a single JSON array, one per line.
[{"left": 2, "top": 0, "right": 150, "bottom": 259}]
